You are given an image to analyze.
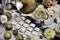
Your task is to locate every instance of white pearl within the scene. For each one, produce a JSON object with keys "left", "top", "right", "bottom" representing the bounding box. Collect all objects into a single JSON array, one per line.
[{"left": 1, "top": 15, "right": 8, "bottom": 23}]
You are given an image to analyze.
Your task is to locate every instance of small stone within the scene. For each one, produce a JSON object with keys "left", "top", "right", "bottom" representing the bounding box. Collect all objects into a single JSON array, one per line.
[
  {"left": 39, "top": 36, "right": 43, "bottom": 39},
  {"left": 13, "top": 29, "right": 18, "bottom": 35}
]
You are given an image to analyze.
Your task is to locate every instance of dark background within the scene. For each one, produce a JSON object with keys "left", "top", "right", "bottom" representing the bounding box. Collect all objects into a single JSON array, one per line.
[
  {"left": 57, "top": 0, "right": 60, "bottom": 4},
  {"left": 0, "top": 0, "right": 2, "bottom": 4}
]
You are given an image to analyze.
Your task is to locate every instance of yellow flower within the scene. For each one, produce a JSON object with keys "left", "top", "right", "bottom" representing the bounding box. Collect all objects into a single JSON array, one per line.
[
  {"left": 47, "top": 7, "right": 56, "bottom": 19},
  {"left": 16, "top": 34, "right": 23, "bottom": 40},
  {"left": 4, "top": 31, "right": 12, "bottom": 39},
  {"left": 44, "top": 28, "right": 56, "bottom": 39},
  {"left": 34, "top": 5, "right": 48, "bottom": 19}
]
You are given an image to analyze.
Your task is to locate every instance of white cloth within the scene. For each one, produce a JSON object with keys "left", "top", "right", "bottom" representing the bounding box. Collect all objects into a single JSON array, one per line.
[{"left": 16, "top": 2, "right": 23, "bottom": 10}]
